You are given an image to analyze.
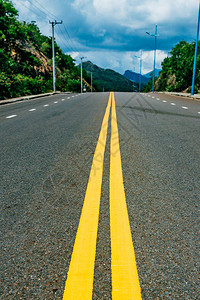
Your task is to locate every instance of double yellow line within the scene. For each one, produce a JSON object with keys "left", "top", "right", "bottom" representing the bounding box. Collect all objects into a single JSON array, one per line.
[{"left": 63, "top": 92, "right": 142, "bottom": 299}]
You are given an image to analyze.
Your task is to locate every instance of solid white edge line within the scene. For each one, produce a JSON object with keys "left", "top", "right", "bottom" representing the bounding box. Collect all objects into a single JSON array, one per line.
[{"left": 6, "top": 115, "right": 17, "bottom": 119}]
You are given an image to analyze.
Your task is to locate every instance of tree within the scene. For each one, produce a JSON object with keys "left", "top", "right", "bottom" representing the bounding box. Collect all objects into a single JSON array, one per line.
[
  {"left": 156, "top": 41, "right": 200, "bottom": 92},
  {"left": 0, "top": 0, "right": 99, "bottom": 99}
]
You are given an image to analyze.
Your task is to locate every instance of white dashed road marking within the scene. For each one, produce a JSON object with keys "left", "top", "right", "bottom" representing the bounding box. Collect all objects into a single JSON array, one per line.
[
  {"left": 54, "top": 101, "right": 58, "bottom": 104},
  {"left": 162, "top": 100, "right": 167, "bottom": 103},
  {"left": 182, "top": 106, "right": 188, "bottom": 110},
  {"left": 152, "top": 96, "right": 155, "bottom": 98},
  {"left": 6, "top": 115, "right": 17, "bottom": 119},
  {"left": 62, "top": 99, "right": 65, "bottom": 101},
  {"left": 67, "top": 97, "right": 70, "bottom": 99},
  {"left": 170, "top": 103, "right": 176, "bottom": 106},
  {"left": 198, "top": 112, "right": 200, "bottom": 114},
  {"left": 29, "top": 109, "right": 36, "bottom": 112},
  {"left": 44, "top": 104, "right": 49, "bottom": 107},
  {"left": 157, "top": 98, "right": 160, "bottom": 100}
]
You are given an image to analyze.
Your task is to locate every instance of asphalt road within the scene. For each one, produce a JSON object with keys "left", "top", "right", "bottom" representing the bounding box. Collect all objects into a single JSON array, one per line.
[{"left": 0, "top": 92, "right": 199, "bottom": 299}]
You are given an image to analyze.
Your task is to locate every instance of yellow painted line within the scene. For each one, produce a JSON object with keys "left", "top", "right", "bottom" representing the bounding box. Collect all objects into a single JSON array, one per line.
[
  {"left": 110, "top": 92, "right": 142, "bottom": 299},
  {"left": 63, "top": 93, "right": 112, "bottom": 299}
]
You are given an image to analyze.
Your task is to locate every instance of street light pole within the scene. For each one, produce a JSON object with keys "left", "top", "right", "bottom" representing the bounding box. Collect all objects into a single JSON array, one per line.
[
  {"left": 191, "top": 2, "right": 200, "bottom": 96},
  {"left": 152, "top": 25, "right": 157, "bottom": 93},
  {"left": 146, "top": 25, "right": 159, "bottom": 93},
  {"left": 91, "top": 72, "right": 93, "bottom": 93},
  {"left": 49, "top": 20, "right": 62, "bottom": 93},
  {"left": 135, "top": 52, "right": 142, "bottom": 93},
  {"left": 133, "top": 66, "right": 135, "bottom": 92},
  {"left": 80, "top": 57, "right": 86, "bottom": 93},
  {"left": 139, "top": 54, "right": 142, "bottom": 93}
]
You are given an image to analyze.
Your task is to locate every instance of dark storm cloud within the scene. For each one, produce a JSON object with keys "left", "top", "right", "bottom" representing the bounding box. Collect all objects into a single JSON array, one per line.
[{"left": 13, "top": 0, "right": 199, "bottom": 73}]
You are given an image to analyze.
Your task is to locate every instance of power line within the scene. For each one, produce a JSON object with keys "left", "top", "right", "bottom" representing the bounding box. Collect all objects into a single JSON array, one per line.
[
  {"left": 32, "top": 0, "right": 58, "bottom": 20},
  {"left": 21, "top": 0, "right": 80, "bottom": 53},
  {"left": 62, "top": 23, "right": 79, "bottom": 53},
  {"left": 29, "top": 0, "right": 80, "bottom": 52},
  {"left": 13, "top": 0, "right": 48, "bottom": 24},
  {"left": 57, "top": 26, "right": 78, "bottom": 53}
]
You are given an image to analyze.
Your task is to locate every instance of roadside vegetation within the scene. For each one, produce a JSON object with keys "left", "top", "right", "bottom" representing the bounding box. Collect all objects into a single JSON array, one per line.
[
  {"left": 144, "top": 41, "right": 200, "bottom": 93},
  {"left": 0, "top": 0, "right": 99, "bottom": 100},
  {"left": 1, "top": 1, "right": 199, "bottom": 98}
]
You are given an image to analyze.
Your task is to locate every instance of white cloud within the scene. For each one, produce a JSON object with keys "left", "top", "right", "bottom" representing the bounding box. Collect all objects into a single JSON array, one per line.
[
  {"left": 70, "top": 52, "right": 80, "bottom": 59},
  {"left": 142, "top": 50, "right": 168, "bottom": 74},
  {"left": 11, "top": 0, "right": 198, "bottom": 74},
  {"left": 72, "top": 0, "right": 198, "bottom": 30},
  {"left": 69, "top": 49, "right": 168, "bottom": 75},
  {"left": 93, "top": 0, "right": 127, "bottom": 21}
]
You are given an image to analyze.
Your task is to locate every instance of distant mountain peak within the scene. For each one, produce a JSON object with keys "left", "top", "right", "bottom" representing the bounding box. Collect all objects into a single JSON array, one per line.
[
  {"left": 123, "top": 70, "right": 149, "bottom": 84},
  {"left": 81, "top": 61, "right": 133, "bottom": 92},
  {"left": 123, "top": 68, "right": 161, "bottom": 84},
  {"left": 144, "top": 69, "right": 161, "bottom": 78}
]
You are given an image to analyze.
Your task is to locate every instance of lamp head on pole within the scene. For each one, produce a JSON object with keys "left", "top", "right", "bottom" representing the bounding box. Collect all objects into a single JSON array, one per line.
[{"left": 80, "top": 56, "right": 86, "bottom": 61}]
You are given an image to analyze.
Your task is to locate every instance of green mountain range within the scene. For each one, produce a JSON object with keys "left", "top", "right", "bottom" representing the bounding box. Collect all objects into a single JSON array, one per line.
[{"left": 81, "top": 61, "right": 133, "bottom": 92}]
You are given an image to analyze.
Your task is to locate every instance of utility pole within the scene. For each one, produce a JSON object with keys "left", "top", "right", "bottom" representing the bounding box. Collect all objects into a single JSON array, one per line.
[
  {"left": 91, "top": 72, "right": 93, "bottom": 93},
  {"left": 191, "top": 1, "right": 200, "bottom": 96},
  {"left": 80, "top": 57, "right": 86, "bottom": 93},
  {"left": 49, "top": 20, "right": 62, "bottom": 93}
]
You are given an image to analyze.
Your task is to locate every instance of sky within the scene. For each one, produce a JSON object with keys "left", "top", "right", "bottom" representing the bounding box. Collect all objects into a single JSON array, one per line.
[{"left": 12, "top": 0, "right": 199, "bottom": 75}]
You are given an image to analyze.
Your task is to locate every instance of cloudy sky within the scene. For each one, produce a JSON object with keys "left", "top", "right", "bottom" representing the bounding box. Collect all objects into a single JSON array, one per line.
[{"left": 12, "top": 0, "right": 199, "bottom": 75}]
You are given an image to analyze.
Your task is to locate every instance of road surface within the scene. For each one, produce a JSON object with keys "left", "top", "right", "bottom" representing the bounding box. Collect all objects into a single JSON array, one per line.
[{"left": 0, "top": 92, "right": 199, "bottom": 299}]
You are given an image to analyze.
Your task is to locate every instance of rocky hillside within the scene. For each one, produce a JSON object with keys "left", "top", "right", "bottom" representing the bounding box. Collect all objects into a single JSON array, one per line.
[{"left": 0, "top": 0, "right": 94, "bottom": 99}]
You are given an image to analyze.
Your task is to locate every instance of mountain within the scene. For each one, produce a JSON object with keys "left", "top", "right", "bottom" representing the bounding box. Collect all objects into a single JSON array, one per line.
[
  {"left": 144, "top": 69, "right": 161, "bottom": 79},
  {"left": 123, "top": 70, "right": 149, "bottom": 84},
  {"left": 81, "top": 61, "right": 133, "bottom": 92}
]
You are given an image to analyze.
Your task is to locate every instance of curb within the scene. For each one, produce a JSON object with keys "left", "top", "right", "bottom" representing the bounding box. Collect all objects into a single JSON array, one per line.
[
  {"left": 158, "top": 92, "right": 200, "bottom": 102},
  {"left": 0, "top": 91, "right": 70, "bottom": 106}
]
